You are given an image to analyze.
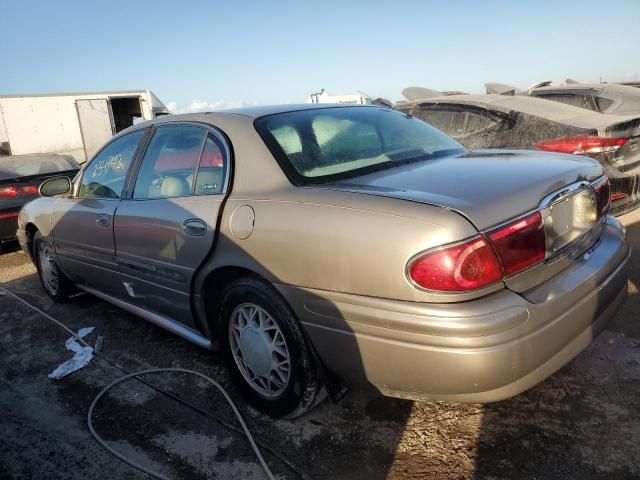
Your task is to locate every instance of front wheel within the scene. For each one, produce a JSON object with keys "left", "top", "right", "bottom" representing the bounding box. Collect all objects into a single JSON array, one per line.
[
  {"left": 220, "top": 277, "right": 324, "bottom": 418},
  {"left": 33, "top": 231, "right": 75, "bottom": 301}
]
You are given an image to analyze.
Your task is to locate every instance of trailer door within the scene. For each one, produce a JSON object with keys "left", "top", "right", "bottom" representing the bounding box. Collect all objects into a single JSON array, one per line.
[{"left": 76, "top": 98, "right": 114, "bottom": 162}]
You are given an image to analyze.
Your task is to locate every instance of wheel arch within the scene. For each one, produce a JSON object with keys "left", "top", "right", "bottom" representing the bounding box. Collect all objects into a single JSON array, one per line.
[
  {"left": 197, "top": 264, "right": 273, "bottom": 343},
  {"left": 24, "top": 222, "right": 39, "bottom": 260}
]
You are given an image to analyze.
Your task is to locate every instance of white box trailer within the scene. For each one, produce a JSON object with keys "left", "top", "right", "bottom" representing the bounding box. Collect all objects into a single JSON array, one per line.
[
  {"left": 0, "top": 90, "right": 171, "bottom": 163},
  {"left": 309, "top": 89, "right": 373, "bottom": 105}
]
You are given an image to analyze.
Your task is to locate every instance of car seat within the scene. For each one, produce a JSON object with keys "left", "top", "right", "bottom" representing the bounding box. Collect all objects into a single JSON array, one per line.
[{"left": 159, "top": 176, "right": 190, "bottom": 197}]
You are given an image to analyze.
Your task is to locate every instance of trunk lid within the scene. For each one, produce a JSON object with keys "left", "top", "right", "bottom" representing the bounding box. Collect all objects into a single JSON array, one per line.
[
  {"left": 326, "top": 149, "right": 603, "bottom": 231},
  {"left": 325, "top": 149, "right": 606, "bottom": 294}
]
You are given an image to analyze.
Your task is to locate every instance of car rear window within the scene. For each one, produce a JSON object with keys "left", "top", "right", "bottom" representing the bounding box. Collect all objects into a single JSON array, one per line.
[
  {"left": 255, "top": 107, "right": 464, "bottom": 184},
  {"left": 0, "top": 155, "right": 78, "bottom": 181}
]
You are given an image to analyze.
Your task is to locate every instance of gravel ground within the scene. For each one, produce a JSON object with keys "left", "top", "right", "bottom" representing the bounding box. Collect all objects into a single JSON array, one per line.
[{"left": 1, "top": 211, "right": 639, "bottom": 480}]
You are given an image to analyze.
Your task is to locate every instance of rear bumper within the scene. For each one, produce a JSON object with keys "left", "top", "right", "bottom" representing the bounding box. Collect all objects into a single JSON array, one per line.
[{"left": 276, "top": 216, "right": 630, "bottom": 403}]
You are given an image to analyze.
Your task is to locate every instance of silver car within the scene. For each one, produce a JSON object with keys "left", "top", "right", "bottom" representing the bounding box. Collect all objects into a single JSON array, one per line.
[{"left": 18, "top": 105, "right": 630, "bottom": 417}]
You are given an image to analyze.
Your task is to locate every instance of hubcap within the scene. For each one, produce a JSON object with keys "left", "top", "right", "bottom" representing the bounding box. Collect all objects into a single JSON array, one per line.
[
  {"left": 229, "top": 303, "right": 291, "bottom": 398},
  {"left": 38, "top": 241, "right": 59, "bottom": 295}
]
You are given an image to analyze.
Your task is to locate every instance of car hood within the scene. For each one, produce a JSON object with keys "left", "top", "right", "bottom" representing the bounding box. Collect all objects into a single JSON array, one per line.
[{"left": 324, "top": 149, "right": 604, "bottom": 231}]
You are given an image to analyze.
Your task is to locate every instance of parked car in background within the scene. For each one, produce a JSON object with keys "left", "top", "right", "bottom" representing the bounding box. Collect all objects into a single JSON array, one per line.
[
  {"left": 0, "top": 154, "right": 79, "bottom": 252},
  {"left": 528, "top": 83, "right": 640, "bottom": 115},
  {"left": 18, "top": 105, "right": 629, "bottom": 418},
  {"left": 397, "top": 93, "right": 640, "bottom": 215}
]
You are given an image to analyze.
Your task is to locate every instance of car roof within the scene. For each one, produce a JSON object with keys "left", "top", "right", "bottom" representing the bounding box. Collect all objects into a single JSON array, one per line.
[
  {"left": 130, "top": 103, "right": 379, "bottom": 128},
  {"left": 181, "top": 103, "right": 376, "bottom": 120},
  {"left": 114, "top": 104, "right": 384, "bottom": 142},
  {"left": 400, "top": 93, "right": 640, "bottom": 129}
]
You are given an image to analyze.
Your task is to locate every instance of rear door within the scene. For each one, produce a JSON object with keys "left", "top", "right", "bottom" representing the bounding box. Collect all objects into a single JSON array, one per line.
[
  {"left": 114, "top": 124, "right": 230, "bottom": 327},
  {"left": 76, "top": 98, "right": 115, "bottom": 161},
  {"left": 52, "top": 129, "right": 147, "bottom": 295}
]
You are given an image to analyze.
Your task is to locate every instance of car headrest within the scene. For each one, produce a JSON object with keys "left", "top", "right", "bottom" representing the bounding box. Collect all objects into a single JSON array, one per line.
[{"left": 160, "top": 176, "right": 188, "bottom": 197}]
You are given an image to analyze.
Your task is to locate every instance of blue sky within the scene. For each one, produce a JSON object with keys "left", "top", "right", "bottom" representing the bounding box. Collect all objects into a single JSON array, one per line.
[{"left": 1, "top": 0, "right": 639, "bottom": 111}]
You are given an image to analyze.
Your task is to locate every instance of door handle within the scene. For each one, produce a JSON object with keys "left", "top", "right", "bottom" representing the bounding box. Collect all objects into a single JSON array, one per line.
[
  {"left": 183, "top": 219, "right": 207, "bottom": 237},
  {"left": 96, "top": 213, "right": 112, "bottom": 227}
]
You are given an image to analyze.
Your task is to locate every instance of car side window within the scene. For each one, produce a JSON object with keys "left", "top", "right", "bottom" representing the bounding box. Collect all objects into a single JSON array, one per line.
[
  {"left": 413, "top": 109, "right": 456, "bottom": 135},
  {"left": 538, "top": 94, "right": 599, "bottom": 112},
  {"left": 78, "top": 129, "right": 145, "bottom": 199},
  {"left": 192, "top": 134, "right": 227, "bottom": 195},
  {"left": 415, "top": 108, "right": 497, "bottom": 138},
  {"left": 133, "top": 126, "right": 206, "bottom": 199}
]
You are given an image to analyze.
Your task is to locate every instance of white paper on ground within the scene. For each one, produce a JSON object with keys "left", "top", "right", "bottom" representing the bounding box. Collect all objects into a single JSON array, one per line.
[{"left": 48, "top": 327, "right": 96, "bottom": 380}]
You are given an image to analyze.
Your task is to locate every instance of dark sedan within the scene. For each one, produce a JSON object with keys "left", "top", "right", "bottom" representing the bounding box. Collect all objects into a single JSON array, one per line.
[
  {"left": 397, "top": 93, "right": 640, "bottom": 215},
  {"left": 0, "top": 154, "right": 79, "bottom": 251}
]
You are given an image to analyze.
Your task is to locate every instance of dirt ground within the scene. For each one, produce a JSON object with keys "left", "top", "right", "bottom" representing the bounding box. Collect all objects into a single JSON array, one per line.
[{"left": 1, "top": 211, "right": 639, "bottom": 480}]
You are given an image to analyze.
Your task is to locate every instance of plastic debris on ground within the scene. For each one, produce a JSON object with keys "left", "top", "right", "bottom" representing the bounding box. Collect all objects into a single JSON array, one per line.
[{"left": 48, "top": 327, "right": 96, "bottom": 380}]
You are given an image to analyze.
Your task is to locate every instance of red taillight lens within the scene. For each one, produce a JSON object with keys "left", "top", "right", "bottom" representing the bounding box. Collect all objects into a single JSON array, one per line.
[
  {"left": 409, "top": 212, "right": 546, "bottom": 292},
  {"left": 594, "top": 178, "right": 611, "bottom": 220},
  {"left": 409, "top": 237, "right": 502, "bottom": 292},
  {"left": 611, "top": 192, "right": 627, "bottom": 201},
  {"left": 20, "top": 185, "right": 39, "bottom": 195},
  {"left": 0, "top": 186, "right": 18, "bottom": 198},
  {"left": 534, "top": 135, "right": 628, "bottom": 155},
  {"left": 0, "top": 185, "right": 39, "bottom": 198},
  {"left": 488, "top": 211, "right": 545, "bottom": 275}
]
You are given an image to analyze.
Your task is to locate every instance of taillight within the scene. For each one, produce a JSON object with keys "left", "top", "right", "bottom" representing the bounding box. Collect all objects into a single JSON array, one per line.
[
  {"left": 409, "top": 211, "right": 546, "bottom": 292},
  {"left": 534, "top": 135, "right": 628, "bottom": 155},
  {"left": 611, "top": 192, "right": 627, "bottom": 201},
  {"left": 594, "top": 178, "right": 611, "bottom": 220},
  {"left": 20, "top": 185, "right": 39, "bottom": 195},
  {"left": 0, "top": 185, "right": 39, "bottom": 198},
  {"left": 0, "top": 186, "right": 18, "bottom": 198},
  {"left": 409, "top": 237, "right": 503, "bottom": 292},
  {"left": 488, "top": 211, "right": 545, "bottom": 275}
]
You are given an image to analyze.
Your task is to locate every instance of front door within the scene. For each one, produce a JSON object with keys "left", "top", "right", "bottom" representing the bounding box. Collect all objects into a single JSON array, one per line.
[
  {"left": 114, "top": 125, "right": 230, "bottom": 327},
  {"left": 52, "top": 129, "right": 147, "bottom": 296}
]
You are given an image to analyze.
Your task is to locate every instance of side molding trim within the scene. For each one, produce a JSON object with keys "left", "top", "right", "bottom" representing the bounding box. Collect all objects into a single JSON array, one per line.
[{"left": 78, "top": 285, "right": 214, "bottom": 350}]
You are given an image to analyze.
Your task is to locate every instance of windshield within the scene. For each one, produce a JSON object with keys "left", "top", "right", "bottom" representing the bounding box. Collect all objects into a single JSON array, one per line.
[
  {"left": 0, "top": 155, "right": 79, "bottom": 181},
  {"left": 255, "top": 106, "right": 465, "bottom": 184}
]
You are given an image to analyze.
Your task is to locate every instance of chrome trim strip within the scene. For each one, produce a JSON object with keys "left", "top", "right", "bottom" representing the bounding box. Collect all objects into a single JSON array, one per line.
[
  {"left": 539, "top": 178, "right": 605, "bottom": 209},
  {"left": 78, "top": 285, "right": 213, "bottom": 350}
]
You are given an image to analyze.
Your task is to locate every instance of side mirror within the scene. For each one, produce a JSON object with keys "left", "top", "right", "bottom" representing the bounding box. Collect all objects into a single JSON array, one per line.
[{"left": 39, "top": 176, "right": 72, "bottom": 197}]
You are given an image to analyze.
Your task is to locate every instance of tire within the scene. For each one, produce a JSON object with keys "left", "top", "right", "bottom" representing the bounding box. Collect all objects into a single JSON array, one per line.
[
  {"left": 219, "top": 276, "right": 324, "bottom": 418},
  {"left": 33, "top": 231, "right": 75, "bottom": 301}
]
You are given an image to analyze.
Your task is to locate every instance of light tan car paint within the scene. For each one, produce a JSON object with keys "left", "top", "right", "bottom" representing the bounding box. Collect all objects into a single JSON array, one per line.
[{"left": 18, "top": 106, "right": 630, "bottom": 403}]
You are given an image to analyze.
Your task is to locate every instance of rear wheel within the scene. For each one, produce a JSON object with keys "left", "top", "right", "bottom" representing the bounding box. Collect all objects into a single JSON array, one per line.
[
  {"left": 220, "top": 276, "right": 324, "bottom": 418},
  {"left": 33, "top": 231, "right": 75, "bottom": 301}
]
